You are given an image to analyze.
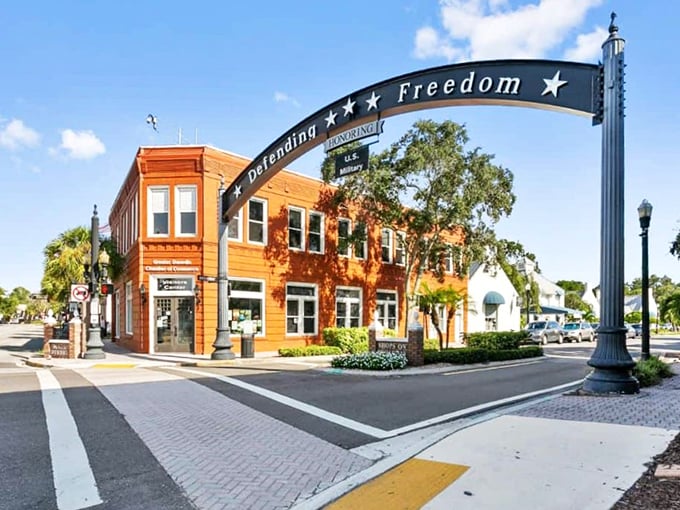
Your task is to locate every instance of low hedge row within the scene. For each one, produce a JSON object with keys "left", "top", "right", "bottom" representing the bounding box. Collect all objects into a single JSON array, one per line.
[
  {"left": 424, "top": 346, "right": 543, "bottom": 365},
  {"left": 322, "top": 326, "right": 398, "bottom": 354},
  {"left": 464, "top": 331, "right": 531, "bottom": 350},
  {"left": 278, "top": 345, "right": 343, "bottom": 357}
]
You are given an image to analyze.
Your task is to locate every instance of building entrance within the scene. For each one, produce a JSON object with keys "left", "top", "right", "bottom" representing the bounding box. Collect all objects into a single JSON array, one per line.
[{"left": 154, "top": 297, "right": 195, "bottom": 352}]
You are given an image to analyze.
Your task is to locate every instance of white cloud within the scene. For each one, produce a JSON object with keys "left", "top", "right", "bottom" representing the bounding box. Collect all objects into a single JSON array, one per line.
[
  {"left": 413, "top": 0, "right": 604, "bottom": 62},
  {"left": 564, "top": 26, "right": 607, "bottom": 61},
  {"left": 0, "top": 119, "right": 40, "bottom": 150},
  {"left": 53, "top": 129, "right": 106, "bottom": 160},
  {"left": 274, "top": 91, "right": 300, "bottom": 107}
]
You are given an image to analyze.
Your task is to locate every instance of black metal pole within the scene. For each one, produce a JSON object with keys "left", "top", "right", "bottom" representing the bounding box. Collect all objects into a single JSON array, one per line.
[
  {"left": 211, "top": 180, "right": 235, "bottom": 360},
  {"left": 526, "top": 290, "right": 530, "bottom": 326},
  {"left": 641, "top": 226, "right": 650, "bottom": 360},
  {"left": 84, "top": 205, "right": 105, "bottom": 359}
]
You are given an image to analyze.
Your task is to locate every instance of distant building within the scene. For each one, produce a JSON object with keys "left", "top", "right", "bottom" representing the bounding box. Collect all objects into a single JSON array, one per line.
[{"left": 466, "top": 262, "right": 520, "bottom": 333}]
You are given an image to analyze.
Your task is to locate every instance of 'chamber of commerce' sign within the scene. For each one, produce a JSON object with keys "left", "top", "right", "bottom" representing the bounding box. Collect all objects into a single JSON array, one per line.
[
  {"left": 335, "top": 145, "right": 370, "bottom": 178},
  {"left": 223, "top": 59, "right": 600, "bottom": 221}
]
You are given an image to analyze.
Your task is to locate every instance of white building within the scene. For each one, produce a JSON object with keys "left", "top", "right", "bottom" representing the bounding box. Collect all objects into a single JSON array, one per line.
[{"left": 467, "top": 262, "right": 521, "bottom": 332}]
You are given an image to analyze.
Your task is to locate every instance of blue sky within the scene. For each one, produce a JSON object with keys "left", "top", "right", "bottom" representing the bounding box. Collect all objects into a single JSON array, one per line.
[{"left": 1, "top": 0, "right": 679, "bottom": 294}]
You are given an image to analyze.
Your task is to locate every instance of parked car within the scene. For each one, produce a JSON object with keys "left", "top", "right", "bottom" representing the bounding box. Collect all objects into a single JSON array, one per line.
[
  {"left": 591, "top": 322, "right": 599, "bottom": 339},
  {"left": 631, "top": 323, "right": 642, "bottom": 337},
  {"left": 561, "top": 321, "right": 595, "bottom": 342},
  {"left": 624, "top": 323, "right": 636, "bottom": 339},
  {"left": 526, "top": 320, "right": 563, "bottom": 344}
]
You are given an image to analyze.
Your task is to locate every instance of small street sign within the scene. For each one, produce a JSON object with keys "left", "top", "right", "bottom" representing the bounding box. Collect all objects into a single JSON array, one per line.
[
  {"left": 198, "top": 275, "right": 218, "bottom": 283},
  {"left": 70, "top": 284, "right": 90, "bottom": 302}
]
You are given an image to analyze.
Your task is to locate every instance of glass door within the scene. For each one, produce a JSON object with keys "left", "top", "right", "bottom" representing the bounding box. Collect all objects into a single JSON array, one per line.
[{"left": 154, "top": 297, "right": 194, "bottom": 352}]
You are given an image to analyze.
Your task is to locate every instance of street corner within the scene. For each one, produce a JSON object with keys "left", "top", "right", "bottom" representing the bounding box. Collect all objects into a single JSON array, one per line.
[{"left": 325, "top": 458, "right": 469, "bottom": 510}]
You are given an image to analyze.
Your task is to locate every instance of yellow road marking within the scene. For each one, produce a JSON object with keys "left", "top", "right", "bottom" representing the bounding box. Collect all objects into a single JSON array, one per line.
[
  {"left": 92, "top": 363, "right": 137, "bottom": 369},
  {"left": 326, "top": 458, "right": 468, "bottom": 510}
]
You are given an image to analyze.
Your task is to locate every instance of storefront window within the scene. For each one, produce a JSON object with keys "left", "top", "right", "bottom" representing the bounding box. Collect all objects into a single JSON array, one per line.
[{"left": 228, "top": 279, "right": 264, "bottom": 334}]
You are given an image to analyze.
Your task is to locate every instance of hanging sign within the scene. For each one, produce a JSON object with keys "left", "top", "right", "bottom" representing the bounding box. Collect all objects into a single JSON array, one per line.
[{"left": 334, "top": 144, "right": 370, "bottom": 179}]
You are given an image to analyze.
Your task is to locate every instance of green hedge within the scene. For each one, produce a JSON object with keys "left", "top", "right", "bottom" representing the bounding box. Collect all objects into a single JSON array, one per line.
[
  {"left": 322, "top": 327, "right": 369, "bottom": 354},
  {"left": 424, "top": 346, "right": 543, "bottom": 365},
  {"left": 633, "top": 356, "right": 674, "bottom": 387},
  {"left": 464, "top": 331, "right": 531, "bottom": 350},
  {"left": 330, "top": 351, "right": 407, "bottom": 370},
  {"left": 278, "top": 345, "right": 343, "bottom": 357}
]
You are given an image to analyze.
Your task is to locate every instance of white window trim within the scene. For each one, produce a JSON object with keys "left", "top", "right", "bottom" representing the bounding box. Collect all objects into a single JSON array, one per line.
[
  {"left": 376, "top": 289, "right": 399, "bottom": 330},
  {"left": 229, "top": 277, "right": 265, "bottom": 337},
  {"left": 148, "top": 186, "right": 170, "bottom": 238},
  {"left": 288, "top": 206, "right": 306, "bottom": 251},
  {"left": 354, "top": 222, "right": 367, "bottom": 260},
  {"left": 175, "top": 185, "right": 198, "bottom": 237},
  {"left": 285, "top": 282, "right": 318, "bottom": 336},
  {"left": 125, "top": 281, "right": 133, "bottom": 335},
  {"left": 228, "top": 207, "right": 243, "bottom": 242},
  {"left": 248, "top": 198, "right": 268, "bottom": 245},
  {"left": 308, "top": 210, "right": 325, "bottom": 254},
  {"left": 338, "top": 218, "right": 352, "bottom": 258},
  {"left": 335, "top": 286, "right": 363, "bottom": 328},
  {"left": 395, "top": 231, "right": 406, "bottom": 266},
  {"left": 381, "top": 228, "right": 393, "bottom": 263}
]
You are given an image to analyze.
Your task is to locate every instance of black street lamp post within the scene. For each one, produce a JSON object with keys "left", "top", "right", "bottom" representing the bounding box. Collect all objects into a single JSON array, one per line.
[
  {"left": 84, "top": 205, "right": 107, "bottom": 360},
  {"left": 212, "top": 179, "right": 235, "bottom": 360},
  {"left": 638, "top": 199, "right": 653, "bottom": 361},
  {"left": 525, "top": 283, "right": 531, "bottom": 326}
]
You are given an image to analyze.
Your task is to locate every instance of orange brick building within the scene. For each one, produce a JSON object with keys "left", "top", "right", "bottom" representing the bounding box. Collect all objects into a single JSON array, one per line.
[{"left": 108, "top": 145, "right": 467, "bottom": 355}]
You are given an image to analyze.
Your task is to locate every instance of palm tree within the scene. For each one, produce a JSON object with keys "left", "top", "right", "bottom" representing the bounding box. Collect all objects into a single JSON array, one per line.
[
  {"left": 659, "top": 292, "right": 680, "bottom": 330},
  {"left": 419, "top": 283, "right": 466, "bottom": 350},
  {"left": 41, "top": 227, "right": 91, "bottom": 309}
]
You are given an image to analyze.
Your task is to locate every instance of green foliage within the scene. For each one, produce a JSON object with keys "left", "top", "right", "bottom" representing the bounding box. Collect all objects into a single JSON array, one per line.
[
  {"left": 556, "top": 280, "right": 586, "bottom": 294},
  {"left": 633, "top": 356, "right": 674, "bottom": 387},
  {"left": 464, "top": 331, "right": 529, "bottom": 350},
  {"left": 278, "top": 345, "right": 343, "bottom": 357},
  {"left": 0, "top": 286, "right": 33, "bottom": 318},
  {"left": 330, "top": 351, "right": 408, "bottom": 370},
  {"left": 424, "top": 346, "right": 542, "bottom": 364},
  {"left": 322, "top": 327, "right": 369, "bottom": 354},
  {"left": 424, "top": 338, "right": 440, "bottom": 350},
  {"left": 418, "top": 282, "right": 465, "bottom": 349},
  {"left": 625, "top": 311, "right": 642, "bottom": 324}
]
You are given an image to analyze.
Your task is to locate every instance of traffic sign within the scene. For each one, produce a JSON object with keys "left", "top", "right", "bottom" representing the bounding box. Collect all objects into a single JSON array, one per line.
[{"left": 70, "top": 284, "right": 90, "bottom": 302}]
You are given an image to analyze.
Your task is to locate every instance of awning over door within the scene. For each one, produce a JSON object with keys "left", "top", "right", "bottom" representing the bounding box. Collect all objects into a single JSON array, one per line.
[{"left": 483, "top": 291, "right": 506, "bottom": 305}]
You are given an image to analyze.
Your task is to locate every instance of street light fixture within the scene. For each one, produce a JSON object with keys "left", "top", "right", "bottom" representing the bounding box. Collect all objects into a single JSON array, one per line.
[
  {"left": 83, "top": 205, "right": 106, "bottom": 360},
  {"left": 638, "top": 199, "right": 653, "bottom": 361}
]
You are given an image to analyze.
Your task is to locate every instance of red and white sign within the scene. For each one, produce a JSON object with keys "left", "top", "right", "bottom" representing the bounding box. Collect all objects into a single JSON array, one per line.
[{"left": 70, "top": 284, "right": 90, "bottom": 302}]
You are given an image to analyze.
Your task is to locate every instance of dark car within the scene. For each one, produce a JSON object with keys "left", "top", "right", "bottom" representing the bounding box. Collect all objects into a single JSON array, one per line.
[
  {"left": 560, "top": 321, "right": 595, "bottom": 342},
  {"left": 631, "top": 323, "right": 642, "bottom": 337},
  {"left": 526, "top": 320, "right": 563, "bottom": 345}
]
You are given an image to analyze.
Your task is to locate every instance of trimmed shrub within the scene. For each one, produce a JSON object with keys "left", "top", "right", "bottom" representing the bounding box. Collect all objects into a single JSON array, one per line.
[
  {"left": 322, "top": 327, "right": 369, "bottom": 354},
  {"left": 424, "top": 338, "right": 440, "bottom": 351},
  {"left": 331, "top": 351, "right": 408, "bottom": 370},
  {"left": 278, "top": 345, "right": 343, "bottom": 357},
  {"left": 424, "top": 346, "right": 543, "bottom": 365},
  {"left": 465, "top": 331, "right": 530, "bottom": 350},
  {"left": 633, "top": 356, "right": 675, "bottom": 387}
]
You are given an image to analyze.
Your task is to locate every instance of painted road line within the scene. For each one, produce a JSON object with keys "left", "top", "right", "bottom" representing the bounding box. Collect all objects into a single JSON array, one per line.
[
  {"left": 91, "top": 363, "right": 137, "bottom": 369},
  {"left": 442, "top": 360, "right": 542, "bottom": 375},
  {"left": 325, "top": 458, "right": 468, "bottom": 510},
  {"left": 171, "top": 367, "right": 583, "bottom": 440},
  {"left": 170, "top": 366, "right": 389, "bottom": 438},
  {"left": 37, "top": 370, "right": 102, "bottom": 510},
  {"left": 544, "top": 354, "right": 591, "bottom": 360}
]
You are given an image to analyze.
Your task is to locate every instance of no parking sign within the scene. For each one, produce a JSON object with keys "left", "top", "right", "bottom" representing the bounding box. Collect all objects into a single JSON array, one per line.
[{"left": 70, "top": 284, "right": 90, "bottom": 302}]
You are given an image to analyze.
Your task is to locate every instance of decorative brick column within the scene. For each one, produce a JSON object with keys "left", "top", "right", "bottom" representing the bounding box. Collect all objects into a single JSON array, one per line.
[
  {"left": 43, "top": 324, "right": 54, "bottom": 358},
  {"left": 69, "top": 317, "right": 82, "bottom": 359},
  {"left": 406, "top": 311, "right": 424, "bottom": 366},
  {"left": 368, "top": 311, "right": 383, "bottom": 352}
]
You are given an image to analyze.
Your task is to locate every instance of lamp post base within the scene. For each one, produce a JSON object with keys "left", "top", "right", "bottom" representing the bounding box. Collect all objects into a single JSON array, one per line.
[
  {"left": 211, "top": 328, "right": 235, "bottom": 360},
  {"left": 83, "top": 327, "right": 106, "bottom": 360},
  {"left": 581, "top": 368, "right": 639, "bottom": 395}
]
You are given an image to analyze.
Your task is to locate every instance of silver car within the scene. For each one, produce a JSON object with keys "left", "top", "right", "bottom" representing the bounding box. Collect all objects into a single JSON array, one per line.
[
  {"left": 561, "top": 321, "right": 595, "bottom": 342},
  {"left": 526, "top": 320, "right": 563, "bottom": 345}
]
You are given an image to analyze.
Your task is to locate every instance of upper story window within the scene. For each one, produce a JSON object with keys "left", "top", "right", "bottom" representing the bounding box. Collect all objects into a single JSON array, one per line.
[
  {"left": 148, "top": 186, "right": 169, "bottom": 236},
  {"left": 308, "top": 211, "right": 324, "bottom": 254},
  {"left": 176, "top": 186, "right": 197, "bottom": 236},
  {"left": 248, "top": 198, "right": 267, "bottom": 245},
  {"left": 354, "top": 221, "right": 367, "bottom": 260},
  {"left": 288, "top": 207, "right": 305, "bottom": 250},
  {"left": 338, "top": 218, "right": 351, "bottom": 257},
  {"left": 381, "top": 228, "right": 393, "bottom": 263},
  {"left": 228, "top": 207, "right": 242, "bottom": 241},
  {"left": 444, "top": 244, "right": 454, "bottom": 273},
  {"left": 395, "top": 231, "right": 406, "bottom": 266}
]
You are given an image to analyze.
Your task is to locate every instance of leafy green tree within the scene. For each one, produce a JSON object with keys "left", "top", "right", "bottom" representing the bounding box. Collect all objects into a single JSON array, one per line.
[
  {"left": 418, "top": 282, "right": 466, "bottom": 349},
  {"left": 322, "top": 120, "right": 515, "bottom": 332},
  {"left": 659, "top": 292, "right": 680, "bottom": 328},
  {"left": 557, "top": 280, "right": 586, "bottom": 295},
  {"left": 564, "top": 291, "right": 591, "bottom": 313}
]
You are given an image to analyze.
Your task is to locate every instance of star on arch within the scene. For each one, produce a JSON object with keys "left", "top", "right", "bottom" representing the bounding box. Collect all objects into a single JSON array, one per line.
[
  {"left": 342, "top": 97, "right": 356, "bottom": 117},
  {"left": 233, "top": 184, "right": 242, "bottom": 198},
  {"left": 366, "top": 91, "right": 381, "bottom": 111},
  {"left": 541, "top": 70, "right": 568, "bottom": 98},
  {"left": 324, "top": 110, "right": 338, "bottom": 127}
]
